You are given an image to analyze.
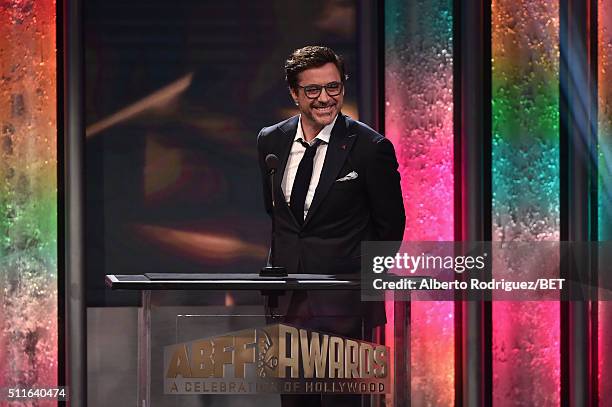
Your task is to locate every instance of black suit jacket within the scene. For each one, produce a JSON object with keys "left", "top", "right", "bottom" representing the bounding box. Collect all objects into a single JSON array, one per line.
[{"left": 257, "top": 114, "right": 405, "bottom": 326}]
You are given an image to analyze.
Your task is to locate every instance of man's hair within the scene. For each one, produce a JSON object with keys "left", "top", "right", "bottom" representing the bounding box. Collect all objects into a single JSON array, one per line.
[{"left": 285, "top": 46, "right": 347, "bottom": 90}]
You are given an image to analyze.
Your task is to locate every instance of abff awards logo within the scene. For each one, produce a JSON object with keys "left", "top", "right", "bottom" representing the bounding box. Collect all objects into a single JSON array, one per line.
[{"left": 164, "top": 323, "right": 389, "bottom": 394}]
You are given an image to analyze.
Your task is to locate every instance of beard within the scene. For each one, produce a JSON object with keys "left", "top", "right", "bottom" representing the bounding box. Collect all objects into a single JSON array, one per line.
[{"left": 306, "top": 101, "right": 339, "bottom": 126}]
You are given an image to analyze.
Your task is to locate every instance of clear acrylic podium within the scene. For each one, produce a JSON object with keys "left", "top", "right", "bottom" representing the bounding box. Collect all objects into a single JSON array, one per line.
[{"left": 105, "top": 273, "right": 410, "bottom": 407}]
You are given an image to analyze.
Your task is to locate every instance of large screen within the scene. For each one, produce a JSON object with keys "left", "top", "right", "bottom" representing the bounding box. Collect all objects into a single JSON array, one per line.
[{"left": 85, "top": 0, "right": 360, "bottom": 305}]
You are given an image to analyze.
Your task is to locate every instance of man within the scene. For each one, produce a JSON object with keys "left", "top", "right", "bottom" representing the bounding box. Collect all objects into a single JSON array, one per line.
[{"left": 257, "top": 46, "right": 405, "bottom": 406}]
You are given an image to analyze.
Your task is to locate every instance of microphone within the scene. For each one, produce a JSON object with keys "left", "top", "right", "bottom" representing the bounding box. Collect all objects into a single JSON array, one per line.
[
  {"left": 261, "top": 154, "right": 287, "bottom": 277},
  {"left": 264, "top": 154, "right": 279, "bottom": 209},
  {"left": 265, "top": 154, "right": 279, "bottom": 174}
]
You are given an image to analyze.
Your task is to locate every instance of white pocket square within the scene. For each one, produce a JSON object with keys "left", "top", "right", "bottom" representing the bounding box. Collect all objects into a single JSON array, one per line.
[{"left": 336, "top": 171, "right": 358, "bottom": 182}]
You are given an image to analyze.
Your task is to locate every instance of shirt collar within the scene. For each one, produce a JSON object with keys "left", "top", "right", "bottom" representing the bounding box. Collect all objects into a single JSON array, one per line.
[{"left": 295, "top": 114, "right": 338, "bottom": 145}]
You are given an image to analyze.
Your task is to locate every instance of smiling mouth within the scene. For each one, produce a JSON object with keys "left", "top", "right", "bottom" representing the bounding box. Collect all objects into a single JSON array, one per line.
[{"left": 313, "top": 105, "right": 335, "bottom": 113}]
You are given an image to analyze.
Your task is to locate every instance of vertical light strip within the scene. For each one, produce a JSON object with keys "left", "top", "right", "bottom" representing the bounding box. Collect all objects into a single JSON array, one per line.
[
  {"left": 0, "top": 0, "right": 58, "bottom": 398},
  {"left": 385, "top": 0, "right": 455, "bottom": 404},
  {"left": 598, "top": 0, "right": 612, "bottom": 401},
  {"left": 491, "top": 1, "right": 560, "bottom": 405}
]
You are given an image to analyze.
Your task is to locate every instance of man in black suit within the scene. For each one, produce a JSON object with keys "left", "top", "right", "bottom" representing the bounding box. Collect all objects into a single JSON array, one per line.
[{"left": 257, "top": 46, "right": 405, "bottom": 405}]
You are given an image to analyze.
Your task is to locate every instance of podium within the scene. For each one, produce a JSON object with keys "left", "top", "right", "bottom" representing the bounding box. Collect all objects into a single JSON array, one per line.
[{"left": 105, "top": 273, "right": 410, "bottom": 407}]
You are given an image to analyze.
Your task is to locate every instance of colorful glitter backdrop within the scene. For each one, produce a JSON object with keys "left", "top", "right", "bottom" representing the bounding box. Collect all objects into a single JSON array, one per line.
[
  {"left": 598, "top": 0, "right": 612, "bottom": 402},
  {"left": 0, "top": 0, "right": 58, "bottom": 404},
  {"left": 491, "top": 0, "right": 561, "bottom": 406},
  {"left": 385, "top": 0, "right": 455, "bottom": 405}
]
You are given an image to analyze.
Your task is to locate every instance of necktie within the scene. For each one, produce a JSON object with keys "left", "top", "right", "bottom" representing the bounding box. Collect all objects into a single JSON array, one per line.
[{"left": 290, "top": 138, "right": 322, "bottom": 224}]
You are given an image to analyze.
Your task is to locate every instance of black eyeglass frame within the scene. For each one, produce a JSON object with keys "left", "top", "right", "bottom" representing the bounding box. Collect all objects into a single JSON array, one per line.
[{"left": 296, "top": 81, "right": 344, "bottom": 99}]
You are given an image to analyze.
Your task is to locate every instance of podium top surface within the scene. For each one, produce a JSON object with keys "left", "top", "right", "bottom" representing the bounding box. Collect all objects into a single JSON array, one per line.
[{"left": 105, "top": 273, "right": 362, "bottom": 291}]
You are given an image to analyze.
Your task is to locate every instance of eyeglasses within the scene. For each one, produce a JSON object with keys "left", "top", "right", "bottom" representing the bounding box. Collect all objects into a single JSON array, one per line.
[{"left": 297, "top": 81, "right": 343, "bottom": 99}]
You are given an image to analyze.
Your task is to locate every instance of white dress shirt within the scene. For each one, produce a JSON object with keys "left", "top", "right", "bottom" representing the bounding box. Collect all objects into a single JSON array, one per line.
[{"left": 282, "top": 115, "right": 338, "bottom": 220}]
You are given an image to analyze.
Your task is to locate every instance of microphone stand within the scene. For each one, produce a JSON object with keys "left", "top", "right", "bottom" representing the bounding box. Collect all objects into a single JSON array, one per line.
[
  {"left": 261, "top": 155, "right": 288, "bottom": 277},
  {"left": 260, "top": 154, "right": 287, "bottom": 320}
]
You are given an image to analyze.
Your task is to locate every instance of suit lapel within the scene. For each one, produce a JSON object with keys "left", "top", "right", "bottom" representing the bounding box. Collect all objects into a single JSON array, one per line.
[{"left": 303, "top": 114, "right": 356, "bottom": 228}]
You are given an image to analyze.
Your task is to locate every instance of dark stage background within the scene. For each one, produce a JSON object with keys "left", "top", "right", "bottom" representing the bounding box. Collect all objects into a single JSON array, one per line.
[{"left": 85, "top": 0, "right": 360, "bottom": 305}]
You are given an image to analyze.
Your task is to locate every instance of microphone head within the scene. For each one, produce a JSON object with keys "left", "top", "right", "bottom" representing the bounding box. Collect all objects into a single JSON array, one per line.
[{"left": 265, "top": 154, "right": 279, "bottom": 171}]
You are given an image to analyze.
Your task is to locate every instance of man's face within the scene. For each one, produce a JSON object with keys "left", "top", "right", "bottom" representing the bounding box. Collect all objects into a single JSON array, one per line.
[{"left": 290, "top": 62, "right": 344, "bottom": 129}]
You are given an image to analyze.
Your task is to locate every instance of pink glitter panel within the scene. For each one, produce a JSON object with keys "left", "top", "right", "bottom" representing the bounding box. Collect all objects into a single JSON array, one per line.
[
  {"left": 598, "top": 0, "right": 612, "bottom": 402},
  {"left": 492, "top": 0, "right": 561, "bottom": 405},
  {"left": 385, "top": 0, "right": 455, "bottom": 405},
  {"left": 0, "top": 1, "right": 58, "bottom": 406}
]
